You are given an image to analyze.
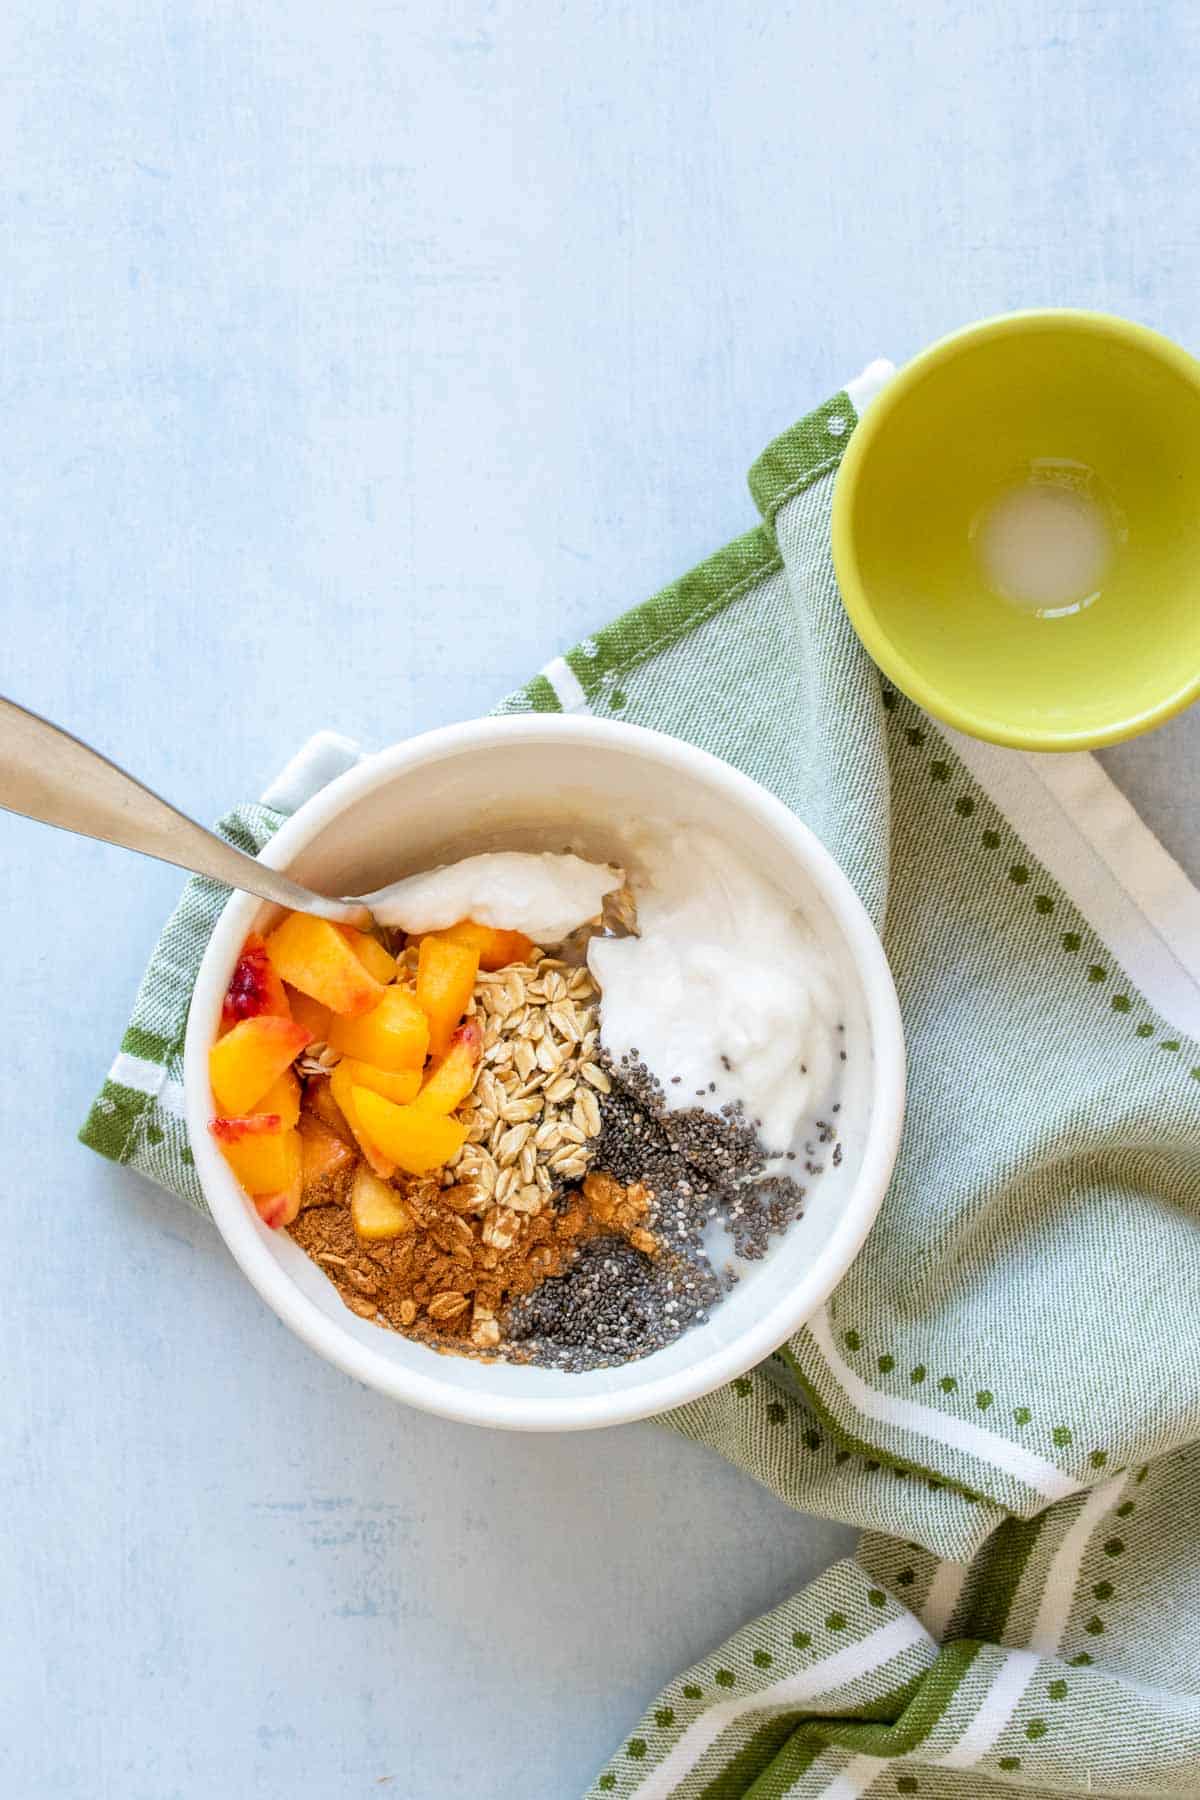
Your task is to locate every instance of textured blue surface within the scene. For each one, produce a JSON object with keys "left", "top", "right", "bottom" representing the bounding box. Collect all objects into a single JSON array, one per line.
[{"left": 3, "top": 3, "right": 1199, "bottom": 1795}]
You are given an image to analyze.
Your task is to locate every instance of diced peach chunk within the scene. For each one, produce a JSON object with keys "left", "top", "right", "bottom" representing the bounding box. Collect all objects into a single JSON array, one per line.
[
  {"left": 330, "top": 1062, "right": 396, "bottom": 1178},
  {"left": 419, "top": 918, "right": 535, "bottom": 972},
  {"left": 341, "top": 1058, "right": 423, "bottom": 1105},
  {"left": 210, "top": 1112, "right": 288, "bottom": 1192},
  {"left": 258, "top": 1067, "right": 301, "bottom": 1130},
  {"left": 209, "top": 1015, "right": 310, "bottom": 1115},
  {"left": 298, "top": 1111, "right": 357, "bottom": 1198},
  {"left": 302, "top": 1074, "right": 354, "bottom": 1144},
  {"left": 265, "top": 913, "right": 385, "bottom": 1017},
  {"left": 337, "top": 925, "right": 397, "bottom": 985},
  {"left": 253, "top": 1129, "right": 303, "bottom": 1229},
  {"left": 327, "top": 987, "right": 429, "bottom": 1072},
  {"left": 415, "top": 1018, "right": 482, "bottom": 1116},
  {"left": 416, "top": 937, "right": 479, "bottom": 1057},
  {"left": 285, "top": 985, "right": 333, "bottom": 1042},
  {"left": 222, "top": 933, "right": 292, "bottom": 1026},
  {"left": 351, "top": 1087, "right": 467, "bottom": 1175},
  {"left": 350, "top": 1164, "right": 417, "bottom": 1241}
]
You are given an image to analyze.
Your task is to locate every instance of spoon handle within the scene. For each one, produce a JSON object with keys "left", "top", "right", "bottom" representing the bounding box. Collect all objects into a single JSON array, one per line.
[{"left": 0, "top": 696, "right": 368, "bottom": 925}]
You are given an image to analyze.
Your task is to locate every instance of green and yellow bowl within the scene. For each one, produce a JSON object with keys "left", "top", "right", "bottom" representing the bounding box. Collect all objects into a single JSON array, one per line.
[{"left": 831, "top": 311, "right": 1200, "bottom": 750}]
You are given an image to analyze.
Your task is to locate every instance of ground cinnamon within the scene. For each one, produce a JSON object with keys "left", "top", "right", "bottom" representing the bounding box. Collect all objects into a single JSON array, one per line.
[{"left": 288, "top": 1167, "right": 654, "bottom": 1354}]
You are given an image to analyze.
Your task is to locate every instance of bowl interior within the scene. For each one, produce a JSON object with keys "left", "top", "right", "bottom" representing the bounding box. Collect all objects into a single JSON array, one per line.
[
  {"left": 836, "top": 316, "right": 1200, "bottom": 747},
  {"left": 188, "top": 723, "right": 901, "bottom": 1426}
]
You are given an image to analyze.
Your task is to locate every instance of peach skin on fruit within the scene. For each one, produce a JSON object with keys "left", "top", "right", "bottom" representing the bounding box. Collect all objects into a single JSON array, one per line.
[
  {"left": 222, "top": 933, "right": 292, "bottom": 1027},
  {"left": 210, "top": 1112, "right": 292, "bottom": 1194},
  {"left": 252, "top": 1129, "right": 303, "bottom": 1229},
  {"left": 414, "top": 1018, "right": 482, "bottom": 1115}
]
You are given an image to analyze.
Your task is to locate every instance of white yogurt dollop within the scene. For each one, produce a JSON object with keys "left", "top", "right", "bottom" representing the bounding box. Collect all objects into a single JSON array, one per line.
[
  {"left": 370, "top": 851, "right": 624, "bottom": 944},
  {"left": 588, "top": 825, "right": 838, "bottom": 1158}
]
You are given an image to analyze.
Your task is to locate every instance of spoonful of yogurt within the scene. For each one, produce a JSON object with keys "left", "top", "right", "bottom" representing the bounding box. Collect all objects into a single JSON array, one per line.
[{"left": 0, "top": 695, "right": 624, "bottom": 941}]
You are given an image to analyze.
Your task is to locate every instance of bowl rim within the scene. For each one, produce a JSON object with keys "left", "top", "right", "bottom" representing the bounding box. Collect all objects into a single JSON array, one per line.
[
  {"left": 184, "top": 714, "right": 906, "bottom": 1431},
  {"left": 830, "top": 307, "right": 1200, "bottom": 752}
]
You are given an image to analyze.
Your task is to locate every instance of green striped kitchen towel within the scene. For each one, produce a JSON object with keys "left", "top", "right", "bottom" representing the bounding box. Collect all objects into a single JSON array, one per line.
[{"left": 81, "top": 364, "right": 1200, "bottom": 1796}]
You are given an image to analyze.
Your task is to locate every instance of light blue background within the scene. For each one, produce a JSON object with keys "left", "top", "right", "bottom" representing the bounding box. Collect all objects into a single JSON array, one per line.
[{"left": 3, "top": 4, "right": 1199, "bottom": 1795}]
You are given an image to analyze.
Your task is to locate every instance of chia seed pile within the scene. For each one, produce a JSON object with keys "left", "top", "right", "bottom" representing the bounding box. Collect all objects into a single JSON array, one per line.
[{"left": 504, "top": 1049, "right": 841, "bottom": 1373}]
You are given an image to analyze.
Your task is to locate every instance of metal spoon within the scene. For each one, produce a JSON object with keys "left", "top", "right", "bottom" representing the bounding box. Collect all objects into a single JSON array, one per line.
[{"left": 0, "top": 695, "right": 374, "bottom": 927}]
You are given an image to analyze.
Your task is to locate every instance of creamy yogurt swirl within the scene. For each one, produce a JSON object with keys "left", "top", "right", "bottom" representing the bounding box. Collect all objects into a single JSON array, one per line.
[
  {"left": 370, "top": 850, "right": 623, "bottom": 944},
  {"left": 588, "top": 824, "right": 837, "bottom": 1158}
]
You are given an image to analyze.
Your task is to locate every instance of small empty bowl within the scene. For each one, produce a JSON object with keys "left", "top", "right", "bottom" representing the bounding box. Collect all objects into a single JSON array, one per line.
[{"left": 831, "top": 310, "right": 1200, "bottom": 750}]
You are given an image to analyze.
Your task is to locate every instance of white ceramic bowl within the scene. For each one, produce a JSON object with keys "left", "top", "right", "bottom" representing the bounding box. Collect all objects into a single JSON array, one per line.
[{"left": 185, "top": 716, "right": 904, "bottom": 1430}]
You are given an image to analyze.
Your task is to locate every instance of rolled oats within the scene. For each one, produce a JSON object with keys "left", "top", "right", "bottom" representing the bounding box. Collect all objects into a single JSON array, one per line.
[
  {"left": 496, "top": 1122, "right": 532, "bottom": 1165},
  {"left": 470, "top": 1305, "right": 500, "bottom": 1349},
  {"left": 548, "top": 1002, "right": 580, "bottom": 1042},
  {"left": 577, "top": 1088, "right": 602, "bottom": 1137},
  {"left": 427, "top": 1291, "right": 470, "bottom": 1322},
  {"left": 409, "top": 946, "right": 606, "bottom": 1236},
  {"left": 504, "top": 972, "right": 527, "bottom": 1012},
  {"left": 481, "top": 1206, "right": 519, "bottom": 1250}
]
